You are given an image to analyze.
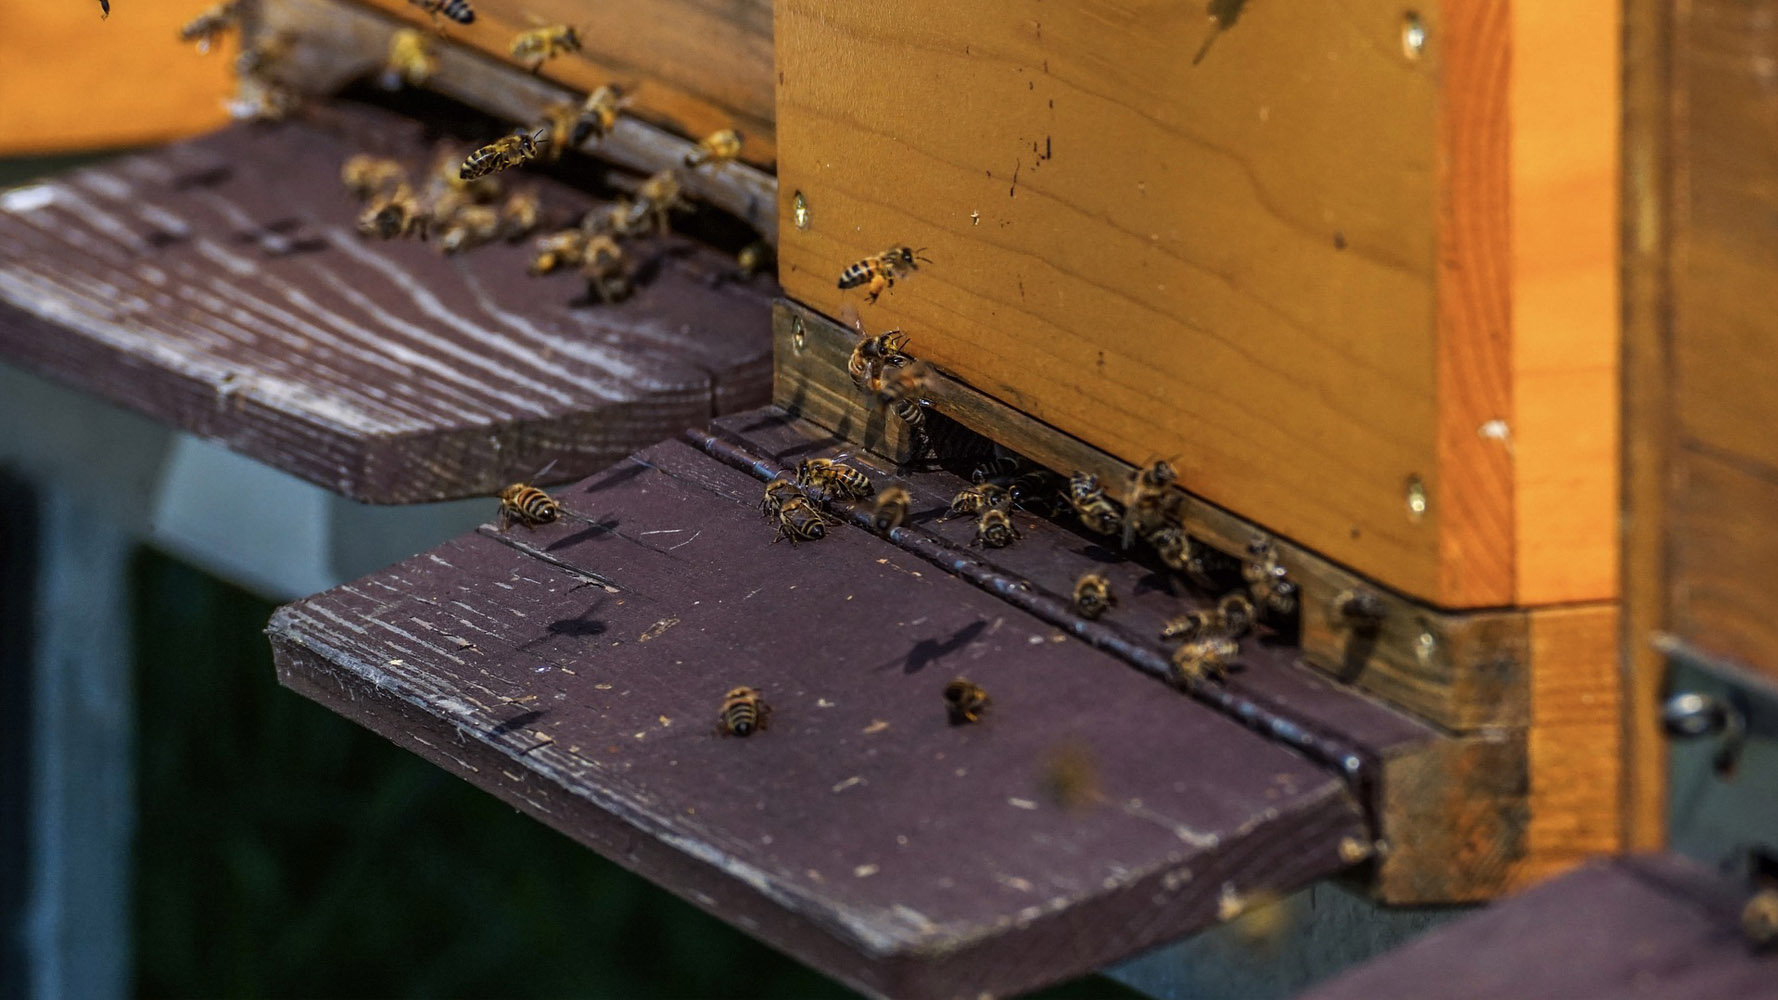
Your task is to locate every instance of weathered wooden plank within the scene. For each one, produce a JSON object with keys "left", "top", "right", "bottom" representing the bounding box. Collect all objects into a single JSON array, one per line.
[
  {"left": 268, "top": 432, "right": 1368, "bottom": 999},
  {"left": 0, "top": 101, "right": 775, "bottom": 503},
  {"left": 1301, "top": 855, "right": 1778, "bottom": 1000}
]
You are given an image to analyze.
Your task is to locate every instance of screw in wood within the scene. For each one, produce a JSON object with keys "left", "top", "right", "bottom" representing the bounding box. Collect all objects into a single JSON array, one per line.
[
  {"left": 792, "top": 190, "right": 810, "bottom": 230},
  {"left": 1404, "top": 475, "right": 1428, "bottom": 521},
  {"left": 792, "top": 315, "right": 807, "bottom": 353},
  {"left": 1401, "top": 12, "right": 1427, "bottom": 60}
]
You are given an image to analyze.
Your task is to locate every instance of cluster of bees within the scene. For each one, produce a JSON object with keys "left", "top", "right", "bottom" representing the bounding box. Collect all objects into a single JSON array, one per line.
[{"left": 342, "top": 151, "right": 542, "bottom": 253}]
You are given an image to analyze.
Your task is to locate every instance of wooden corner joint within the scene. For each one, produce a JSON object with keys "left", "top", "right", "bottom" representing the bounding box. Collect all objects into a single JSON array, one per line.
[{"left": 771, "top": 298, "right": 1553, "bottom": 904}]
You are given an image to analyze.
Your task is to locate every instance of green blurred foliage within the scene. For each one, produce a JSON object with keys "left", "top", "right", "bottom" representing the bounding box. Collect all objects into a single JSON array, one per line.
[{"left": 130, "top": 551, "right": 1140, "bottom": 1000}]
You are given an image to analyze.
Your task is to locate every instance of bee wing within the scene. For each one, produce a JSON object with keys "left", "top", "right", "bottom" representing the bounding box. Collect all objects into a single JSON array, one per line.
[{"left": 530, "top": 457, "right": 561, "bottom": 483}]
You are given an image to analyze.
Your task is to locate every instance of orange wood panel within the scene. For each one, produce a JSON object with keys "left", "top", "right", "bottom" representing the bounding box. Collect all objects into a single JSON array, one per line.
[
  {"left": 1510, "top": 0, "right": 1622, "bottom": 606},
  {"left": 351, "top": 0, "right": 776, "bottom": 167},
  {"left": 0, "top": 3, "right": 232, "bottom": 155}
]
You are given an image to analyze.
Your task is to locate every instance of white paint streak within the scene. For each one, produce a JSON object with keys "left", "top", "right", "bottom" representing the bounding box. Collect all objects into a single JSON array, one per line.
[{"left": 0, "top": 185, "right": 56, "bottom": 212}]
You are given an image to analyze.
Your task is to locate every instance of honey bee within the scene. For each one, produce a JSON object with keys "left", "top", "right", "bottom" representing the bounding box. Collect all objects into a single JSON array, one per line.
[
  {"left": 437, "top": 204, "right": 501, "bottom": 255},
  {"left": 497, "top": 476, "right": 562, "bottom": 530},
  {"left": 527, "top": 229, "right": 586, "bottom": 276},
  {"left": 99, "top": 0, "right": 109, "bottom": 19},
  {"left": 341, "top": 155, "right": 407, "bottom": 201},
  {"left": 1146, "top": 524, "right": 1192, "bottom": 572},
  {"left": 1744, "top": 888, "right": 1778, "bottom": 950},
  {"left": 973, "top": 507, "right": 1020, "bottom": 548},
  {"left": 1122, "top": 459, "right": 1180, "bottom": 549},
  {"left": 357, "top": 183, "right": 430, "bottom": 240},
  {"left": 948, "top": 483, "right": 1009, "bottom": 517},
  {"left": 970, "top": 454, "right": 1024, "bottom": 483},
  {"left": 876, "top": 360, "right": 932, "bottom": 452},
  {"left": 716, "top": 686, "right": 770, "bottom": 737},
  {"left": 459, "top": 128, "right": 548, "bottom": 181},
  {"left": 226, "top": 76, "right": 301, "bottom": 123},
  {"left": 178, "top": 2, "right": 239, "bottom": 54},
  {"left": 626, "top": 170, "right": 690, "bottom": 235},
  {"left": 871, "top": 486, "right": 911, "bottom": 533},
  {"left": 572, "top": 85, "right": 627, "bottom": 144},
  {"left": 761, "top": 476, "right": 804, "bottom": 518},
  {"left": 579, "top": 198, "right": 643, "bottom": 241},
  {"left": 499, "top": 189, "right": 543, "bottom": 241},
  {"left": 838, "top": 245, "right": 931, "bottom": 304},
  {"left": 582, "top": 234, "right": 633, "bottom": 304},
  {"left": 409, "top": 0, "right": 475, "bottom": 26},
  {"left": 1066, "top": 472, "right": 1123, "bottom": 536},
  {"left": 685, "top": 128, "right": 744, "bottom": 169},
  {"left": 775, "top": 494, "right": 831, "bottom": 544},
  {"left": 796, "top": 458, "right": 873, "bottom": 501},
  {"left": 736, "top": 241, "right": 775, "bottom": 280},
  {"left": 1007, "top": 470, "right": 1064, "bottom": 516},
  {"left": 1160, "top": 593, "right": 1256, "bottom": 643},
  {"left": 234, "top": 31, "right": 292, "bottom": 76},
  {"left": 1072, "top": 573, "right": 1116, "bottom": 620},
  {"left": 1170, "top": 636, "right": 1238, "bottom": 689},
  {"left": 381, "top": 28, "right": 436, "bottom": 89},
  {"left": 1242, "top": 538, "right": 1298, "bottom": 617},
  {"left": 943, "top": 678, "right": 990, "bottom": 725},
  {"left": 511, "top": 24, "right": 583, "bottom": 72},
  {"left": 847, "top": 327, "right": 910, "bottom": 392},
  {"left": 537, "top": 102, "right": 581, "bottom": 161}
]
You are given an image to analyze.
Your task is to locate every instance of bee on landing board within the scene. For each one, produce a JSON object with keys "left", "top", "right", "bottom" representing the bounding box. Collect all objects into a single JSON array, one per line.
[
  {"left": 943, "top": 678, "right": 990, "bottom": 725},
  {"left": 357, "top": 184, "right": 430, "bottom": 241},
  {"left": 178, "top": 2, "right": 239, "bottom": 54},
  {"left": 381, "top": 29, "right": 437, "bottom": 89},
  {"left": 760, "top": 476, "right": 805, "bottom": 519},
  {"left": 341, "top": 155, "right": 407, "bottom": 201},
  {"left": 795, "top": 458, "right": 873, "bottom": 501},
  {"left": 716, "top": 686, "right": 770, "bottom": 737},
  {"left": 1066, "top": 471, "right": 1123, "bottom": 536},
  {"left": 497, "top": 463, "right": 562, "bottom": 530},
  {"left": 528, "top": 229, "right": 587, "bottom": 276},
  {"left": 1161, "top": 593, "right": 1256, "bottom": 643},
  {"left": 498, "top": 189, "right": 543, "bottom": 241},
  {"left": 511, "top": 23, "right": 582, "bottom": 72},
  {"left": 409, "top": 0, "right": 475, "bottom": 26},
  {"left": 460, "top": 128, "right": 548, "bottom": 181},
  {"left": 582, "top": 235, "right": 633, "bottom": 304},
  {"left": 1242, "top": 537, "right": 1298, "bottom": 617},
  {"left": 871, "top": 486, "right": 911, "bottom": 533},
  {"left": 685, "top": 129, "right": 744, "bottom": 169},
  {"left": 948, "top": 482, "right": 1009, "bottom": 518},
  {"left": 774, "top": 495, "right": 831, "bottom": 544},
  {"left": 970, "top": 453, "right": 1024, "bottom": 483},
  {"left": 1145, "top": 524, "right": 1193, "bottom": 573},
  {"left": 1170, "top": 636, "right": 1238, "bottom": 690},
  {"left": 847, "top": 327, "right": 910, "bottom": 393},
  {"left": 625, "top": 170, "right": 690, "bottom": 236},
  {"left": 437, "top": 204, "right": 501, "bottom": 255},
  {"left": 1122, "top": 459, "right": 1180, "bottom": 549},
  {"left": 735, "top": 241, "right": 775, "bottom": 280},
  {"left": 972, "top": 507, "right": 1020, "bottom": 549},
  {"left": 1072, "top": 573, "right": 1116, "bottom": 620},
  {"left": 573, "top": 85, "right": 628, "bottom": 145},
  {"left": 838, "top": 246, "right": 931, "bottom": 304}
]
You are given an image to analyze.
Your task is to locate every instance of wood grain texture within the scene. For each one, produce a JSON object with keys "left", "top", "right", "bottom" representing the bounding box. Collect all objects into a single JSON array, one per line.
[
  {"left": 1516, "top": 604, "right": 1623, "bottom": 886},
  {"left": 0, "top": 103, "right": 775, "bottom": 503},
  {"left": 1303, "top": 855, "right": 1778, "bottom": 1000},
  {"left": 1670, "top": 448, "right": 1778, "bottom": 687},
  {"left": 267, "top": 431, "right": 1368, "bottom": 1000},
  {"left": 349, "top": 0, "right": 776, "bottom": 167},
  {"left": 1620, "top": 0, "right": 1673, "bottom": 852},
  {"left": 1510, "top": 0, "right": 1622, "bottom": 605},
  {"left": 0, "top": 2, "right": 232, "bottom": 155}
]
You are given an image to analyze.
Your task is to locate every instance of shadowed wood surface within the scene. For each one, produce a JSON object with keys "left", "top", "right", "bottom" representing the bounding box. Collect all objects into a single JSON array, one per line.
[
  {"left": 1301, "top": 855, "right": 1778, "bottom": 1000},
  {"left": 0, "top": 101, "right": 775, "bottom": 503},
  {"left": 268, "top": 421, "right": 1371, "bottom": 999}
]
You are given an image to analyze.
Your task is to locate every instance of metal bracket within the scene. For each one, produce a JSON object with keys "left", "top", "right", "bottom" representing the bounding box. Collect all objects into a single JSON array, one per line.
[{"left": 1662, "top": 635, "right": 1778, "bottom": 879}]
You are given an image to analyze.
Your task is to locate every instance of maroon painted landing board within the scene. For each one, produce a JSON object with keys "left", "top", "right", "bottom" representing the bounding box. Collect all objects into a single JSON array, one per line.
[
  {"left": 1303, "top": 854, "right": 1778, "bottom": 1000},
  {"left": 268, "top": 419, "right": 1370, "bottom": 999},
  {"left": 0, "top": 101, "right": 774, "bottom": 502}
]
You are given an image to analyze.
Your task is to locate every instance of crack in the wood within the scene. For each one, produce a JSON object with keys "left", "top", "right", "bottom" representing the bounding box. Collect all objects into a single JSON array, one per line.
[{"left": 475, "top": 527, "right": 623, "bottom": 592}]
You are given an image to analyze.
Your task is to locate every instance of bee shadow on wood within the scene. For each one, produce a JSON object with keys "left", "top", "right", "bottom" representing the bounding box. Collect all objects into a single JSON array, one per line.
[
  {"left": 546, "top": 516, "right": 621, "bottom": 551},
  {"left": 488, "top": 708, "right": 546, "bottom": 738},
  {"left": 1074, "top": 541, "right": 1125, "bottom": 566},
  {"left": 232, "top": 216, "right": 331, "bottom": 258},
  {"left": 537, "top": 603, "right": 607, "bottom": 642},
  {"left": 170, "top": 164, "right": 233, "bottom": 191},
  {"left": 897, "top": 619, "right": 989, "bottom": 675},
  {"left": 578, "top": 460, "right": 651, "bottom": 494}
]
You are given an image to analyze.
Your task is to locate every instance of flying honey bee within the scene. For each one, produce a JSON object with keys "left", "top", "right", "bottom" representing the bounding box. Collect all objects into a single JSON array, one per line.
[
  {"left": 1072, "top": 573, "right": 1116, "bottom": 620},
  {"left": 1170, "top": 635, "right": 1238, "bottom": 689},
  {"left": 716, "top": 686, "right": 770, "bottom": 737},
  {"left": 625, "top": 169, "right": 690, "bottom": 235},
  {"left": 796, "top": 458, "right": 873, "bottom": 501},
  {"left": 99, "top": 0, "right": 109, "bottom": 19},
  {"left": 1243, "top": 538, "right": 1298, "bottom": 617},
  {"left": 496, "top": 467, "right": 562, "bottom": 531},
  {"left": 838, "top": 245, "right": 931, "bottom": 304},
  {"left": 775, "top": 494, "right": 831, "bottom": 544},
  {"left": 460, "top": 128, "right": 548, "bottom": 181},
  {"left": 847, "top": 327, "right": 910, "bottom": 392},
  {"left": 582, "top": 234, "right": 633, "bottom": 304},
  {"left": 536, "top": 102, "right": 581, "bottom": 161},
  {"left": 973, "top": 507, "right": 1020, "bottom": 548},
  {"left": 178, "top": 1, "right": 239, "bottom": 54},
  {"left": 437, "top": 204, "right": 501, "bottom": 255},
  {"left": 735, "top": 241, "right": 774, "bottom": 280},
  {"left": 1066, "top": 472, "right": 1123, "bottom": 536},
  {"left": 357, "top": 183, "right": 430, "bottom": 240},
  {"left": 341, "top": 155, "right": 407, "bottom": 201},
  {"left": 948, "top": 483, "right": 1009, "bottom": 518},
  {"left": 1122, "top": 459, "right": 1180, "bottom": 549},
  {"left": 761, "top": 476, "right": 805, "bottom": 518},
  {"left": 381, "top": 28, "right": 436, "bottom": 89},
  {"left": 871, "top": 486, "right": 911, "bottom": 533},
  {"left": 685, "top": 128, "right": 744, "bottom": 168},
  {"left": 511, "top": 23, "right": 583, "bottom": 72},
  {"left": 409, "top": 0, "right": 475, "bottom": 26},
  {"left": 572, "top": 85, "right": 627, "bottom": 144},
  {"left": 943, "top": 678, "right": 990, "bottom": 725},
  {"left": 499, "top": 189, "right": 543, "bottom": 240},
  {"left": 1161, "top": 593, "right": 1256, "bottom": 643}
]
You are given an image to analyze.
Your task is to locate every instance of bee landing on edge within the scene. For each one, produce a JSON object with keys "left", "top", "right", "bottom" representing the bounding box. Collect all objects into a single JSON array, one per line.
[
  {"left": 1072, "top": 573, "right": 1116, "bottom": 620},
  {"left": 685, "top": 129, "right": 744, "bottom": 169},
  {"left": 1242, "top": 537, "right": 1298, "bottom": 617},
  {"left": 847, "top": 326, "right": 911, "bottom": 393},
  {"left": 943, "top": 678, "right": 990, "bottom": 725},
  {"left": 572, "top": 85, "right": 628, "bottom": 145},
  {"left": 511, "top": 24, "right": 583, "bottom": 72},
  {"left": 716, "top": 686, "right": 771, "bottom": 737},
  {"left": 1121, "top": 459, "right": 1180, "bottom": 549},
  {"left": 838, "top": 246, "right": 932, "bottom": 304},
  {"left": 1066, "top": 471, "right": 1123, "bottom": 536},
  {"left": 381, "top": 29, "right": 437, "bottom": 89}
]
